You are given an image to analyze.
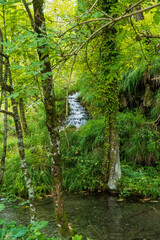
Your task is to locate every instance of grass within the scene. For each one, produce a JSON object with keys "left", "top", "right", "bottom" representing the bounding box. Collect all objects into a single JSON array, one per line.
[{"left": 118, "top": 162, "right": 160, "bottom": 199}]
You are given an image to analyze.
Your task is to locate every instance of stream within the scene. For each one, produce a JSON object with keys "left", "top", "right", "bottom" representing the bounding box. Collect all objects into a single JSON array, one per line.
[
  {"left": 1, "top": 194, "right": 160, "bottom": 240},
  {"left": 65, "top": 92, "right": 88, "bottom": 128}
]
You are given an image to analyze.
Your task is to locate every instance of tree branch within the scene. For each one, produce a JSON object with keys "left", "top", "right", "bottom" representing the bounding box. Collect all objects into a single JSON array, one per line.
[
  {"left": 122, "top": 0, "right": 146, "bottom": 15},
  {"left": 0, "top": 51, "right": 9, "bottom": 59},
  {"left": 0, "top": 110, "right": 14, "bottom": 117},
  {"left": 140, "top": 33, "right": 160, "bottom": 39},
  {"left": 22, "top": 0, "right": 35, "bottom": 30},
  {"left": 60, "top": 18, "right": 109, "bottom": 38},
  {"left": 85, "top": 0, "right": 113, "bottom": 19},
  {"left": 62, "top": 2, "right": 160, "bottom": 57}
]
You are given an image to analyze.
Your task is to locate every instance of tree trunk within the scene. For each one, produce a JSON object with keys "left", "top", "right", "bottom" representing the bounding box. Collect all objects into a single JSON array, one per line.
[
  {"left": 100, "top": 0, "right": 121, "bottom": 192},
  {"left": 102, "top": 115, "right": 121, "bottom": 191},
  {"left": 0, "top": 28, "right": 8, "bottom": 185},
  {"left": 66, "top": 88, "right": 69, "bottom": 118},
  {"left": 107, "top": 123, "right": 121, "bottom": 191},
  {"left": 23, "top": 0, "right": 71, "bottom": 237},
  {"left": 7, "top": 61, "right": 36, "bottom": 222},
  {"left": 0, "top": 5, "right": 36, "bottom": 222},
  {"left": 19, "top": 97, "right": 28, "bottom": 135}
]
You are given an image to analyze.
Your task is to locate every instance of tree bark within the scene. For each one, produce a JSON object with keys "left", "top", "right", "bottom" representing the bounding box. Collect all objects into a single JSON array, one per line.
[
  {"left": 5, "top": 59, "right": 36, "bottom": 222},
  {"left": 23, "top": 0, "right": 71, "bottom": 237},
  {"left": 0, "top": 28, "right": 8, "bottom": 185},
  {"left": 19, "top": 97, "right": 28, "bottom": 135},
  {"left": 107, "top": 123, "right": 121, "bottom": 191},
  {"left": 102, "top": 115, "right": 121, "bottom": 191}
]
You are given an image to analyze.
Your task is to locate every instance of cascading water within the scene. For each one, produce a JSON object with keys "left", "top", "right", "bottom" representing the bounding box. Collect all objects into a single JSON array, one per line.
[{"left": 65, "top": 92, "right": 88, "bottom": 128}]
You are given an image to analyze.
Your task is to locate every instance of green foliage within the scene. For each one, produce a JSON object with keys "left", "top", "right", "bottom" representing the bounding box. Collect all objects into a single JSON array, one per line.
[
  {"left": 0, "top": 218, "right": 91, "bottom": 240},
  {"left": 0, "top": 220, "right": 58, "bottom": 240},
  {"left": 0, "top": 203, "right": 5, "bottom": 211},
  {"left": 0, "top": 103, "right": 52, "bottom": 198},
  {"left": 120, "top": 65, "right": 146, "bottom": 95},
  {"left": 61, "top": 119, "right": 105, "bottom": 191},
  {"left": 150, "top": 89, "right": 160, "bottom": 120},
  {"left": 118, "top": 110, "right": 160, "bottom": 166},
  {"left": 151, "top": 57, "right": 160, "bottom": 76},
  {"left": 118, "top": 162, "right": 160, "bottom": 198}
]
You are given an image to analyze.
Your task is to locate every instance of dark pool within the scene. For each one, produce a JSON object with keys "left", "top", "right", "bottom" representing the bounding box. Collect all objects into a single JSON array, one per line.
[{"left": 1, "top": 193, "right": 160, "bottom": 240}]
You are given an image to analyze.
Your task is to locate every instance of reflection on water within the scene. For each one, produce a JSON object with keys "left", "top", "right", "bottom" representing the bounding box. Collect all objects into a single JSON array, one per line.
[{"left": 1, "top": 194, "right": 160, "bottom": 240}]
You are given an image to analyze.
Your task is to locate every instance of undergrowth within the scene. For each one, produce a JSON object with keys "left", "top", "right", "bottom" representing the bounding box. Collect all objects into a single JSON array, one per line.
[
  {"left": 118, "top": 162, "right": 160, "bottom": 198},
  {"left": 61, "top": 118, "right": 105, "bottom": 192},
  {"left": 118, "top": 110, "right": 160, "bottom": 166}
]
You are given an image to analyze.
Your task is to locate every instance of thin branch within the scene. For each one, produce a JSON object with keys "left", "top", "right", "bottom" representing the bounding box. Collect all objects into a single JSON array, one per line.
[
  {"left": 115, "top": 3, "right": 160, "bottom": 22},
  {"left": 155, "top": 114, "right": 160, "bottom": 125},
  {"left": 130, "top": 16, "right": 148, "bottom": 62},
  {"left": 0, "top": 51, "right": 9, "bottom": 59},
  {"left": 69, "top": 0, "right": 106, "bottom": 23},
  {"left": 60, "top": 18, "right": 109, "bottom": 38},
  {"left": 122, "top": 0, "right": 146, "bottom": 16},
  {"left": 0, "top": 110, "right": 14, "bottom": 117},
  {"left": 140, "top": 33, "right": 160, "bottom": 39},
  {"left": 85, "top": 0, "right": 113, "bottom": 19},
  {"left": 22, "top": 0, "right": 35, "bottom": 30}
]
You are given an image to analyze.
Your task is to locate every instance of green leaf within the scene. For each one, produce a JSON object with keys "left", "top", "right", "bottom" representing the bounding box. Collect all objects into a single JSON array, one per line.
[
  {"left": 0, "top": 204, "right": 5, "bottom": 212},
  {"left": 0, "top": 219, "right": 5, "bottom": 226},
  {"left": 30, "top": 221, "right": 48, "bottom": 231},
  {"left": 72, "top": 235, "right": 82, "bottom": 240},
  {"left": 5, "top": 221, "right": 17, "bottom": 228},
  {"left": 10, "top": 226, "right": 29, "bottom": 238},
  {"left": 153, "top": 12, "right": 160, "bottom": 24},
  {"left": 19, "top": 200, "right": 30, "bottom": 206},
  {"left": 0, "top": 228, "right": 6, "bottom": 240},
  {"left": 0, "top": 0, "right": 6, "bottom": 4}
]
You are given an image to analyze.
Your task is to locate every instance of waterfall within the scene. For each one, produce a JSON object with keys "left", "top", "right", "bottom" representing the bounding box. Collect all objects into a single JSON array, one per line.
[{"left": 65, "top": 92, "right": 88, "bottom": 128}]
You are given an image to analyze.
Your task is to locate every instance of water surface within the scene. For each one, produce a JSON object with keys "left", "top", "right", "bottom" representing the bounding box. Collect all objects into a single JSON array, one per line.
[{"left": 1, "top": 194, "right": 160, "bottom": 240}]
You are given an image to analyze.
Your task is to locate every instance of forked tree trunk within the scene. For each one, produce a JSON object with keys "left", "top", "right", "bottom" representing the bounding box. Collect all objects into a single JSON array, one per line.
[
  {"left": 22, "top": 0, "right": 71, "bottom": 237},
  {"left": 19, "top": 97, "right": 28, "bottom": 135}
]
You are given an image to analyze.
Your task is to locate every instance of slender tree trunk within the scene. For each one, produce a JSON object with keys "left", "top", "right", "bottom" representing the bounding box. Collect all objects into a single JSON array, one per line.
[
  {"left": 19, "top": 97, "right": 28, "bottom": 135},
  {"left": 22, "top": 0, "right": 71, "bottom": 237},
  {"left": 66, "top": 88, "right": 69, "bottom": 118},
  {"left": 0, "top": 95, "right": 8, "bottom": 184},
  {"left": 0, "top": 28, "right": 8, "bottom": 185},
  {"left": 6, "top": 59, "right": 36, "bottom": 222}
]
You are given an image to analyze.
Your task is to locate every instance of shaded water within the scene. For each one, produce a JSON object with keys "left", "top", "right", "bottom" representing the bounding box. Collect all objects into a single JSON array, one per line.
[
  {"left": 1, "top": 194, "right": 160, "bottom": 240},
  {"left": 65, "top": 92, "right": 88, "bottom": 128}
]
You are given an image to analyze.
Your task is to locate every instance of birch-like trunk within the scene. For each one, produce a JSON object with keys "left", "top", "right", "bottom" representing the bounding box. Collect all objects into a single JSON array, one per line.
[
  {"left": 107, "top": 123, "right": 121, "bottom": 191},
  {"left": 7, "top": 61, "right": 36, "bottom": 222},
  {"left": 103, "top": 115, "right": 121, "bottom": 192},
  {"left": 19, "top": 97, "right": 28, "bottom": 135}
]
